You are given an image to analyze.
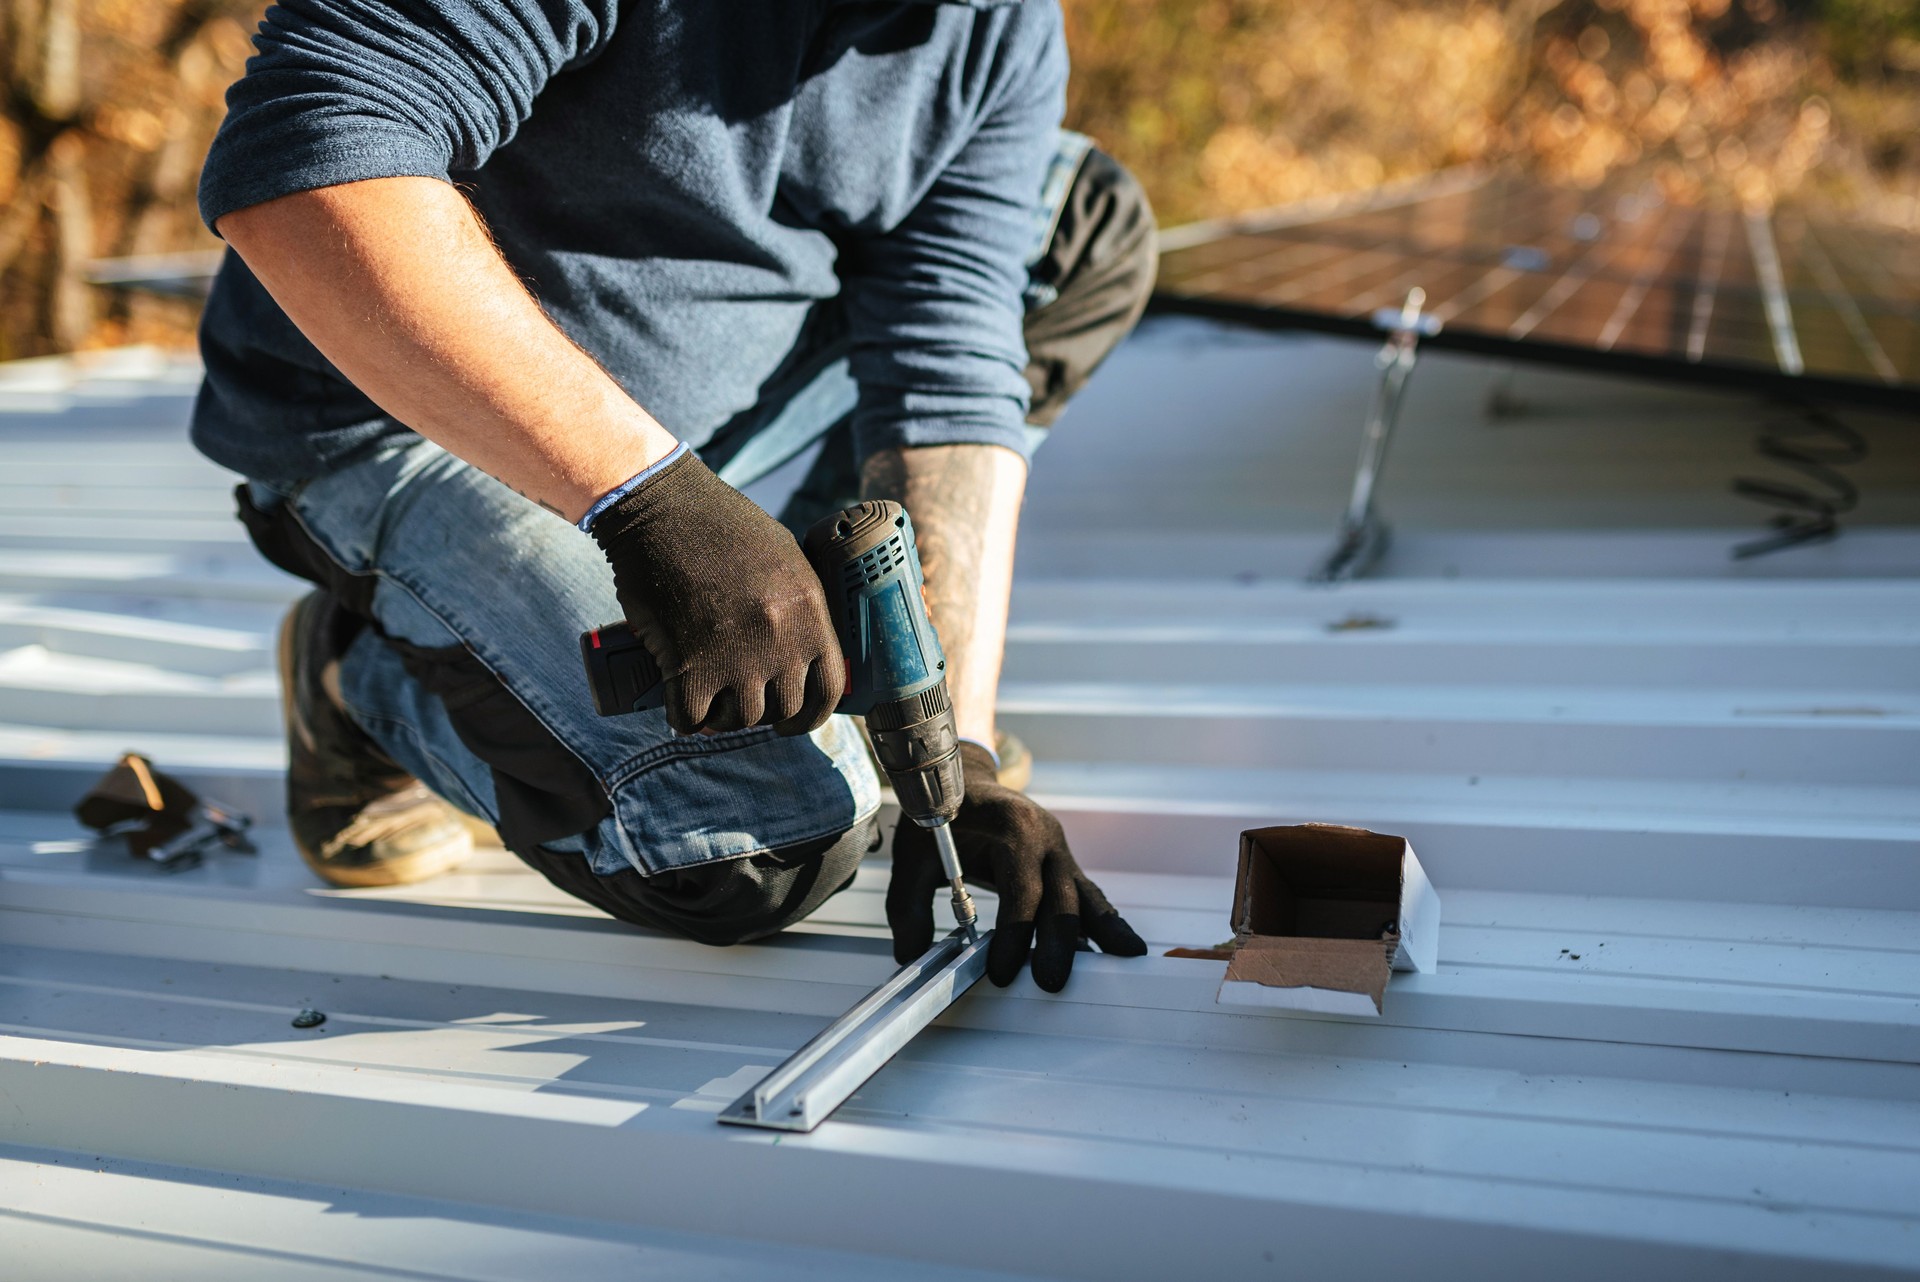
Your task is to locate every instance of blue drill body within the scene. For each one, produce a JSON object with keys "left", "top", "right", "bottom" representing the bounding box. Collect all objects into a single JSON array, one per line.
[{"left": 813, "top": 504, "right": 948, "bottom": 720}]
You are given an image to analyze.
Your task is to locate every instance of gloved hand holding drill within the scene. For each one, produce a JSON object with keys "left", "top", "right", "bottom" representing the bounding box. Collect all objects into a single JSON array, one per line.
[
  {"left": 589, "top": 447, "right": 844, "bottom": 737},
  {"left": 584, "top": 483, "right": 1145, "bottom": 990}
]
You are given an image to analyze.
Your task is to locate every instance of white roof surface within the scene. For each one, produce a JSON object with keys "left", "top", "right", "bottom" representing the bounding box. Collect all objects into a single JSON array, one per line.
[{"left": 2, "top": 330, "right": 1918, "bottom": 1280}]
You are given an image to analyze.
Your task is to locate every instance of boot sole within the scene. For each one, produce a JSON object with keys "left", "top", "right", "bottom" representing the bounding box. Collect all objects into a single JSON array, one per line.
[{"left": 296, "top": 840, "right": 473, "bottom": 889}]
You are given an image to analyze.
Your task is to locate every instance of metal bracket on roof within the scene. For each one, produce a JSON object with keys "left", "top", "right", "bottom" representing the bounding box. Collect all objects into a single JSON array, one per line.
[
  {"left": 1309, "top": 289, "right": 1440, "bottom": 583},
  {"left": 718, "top": 927, "right": 991, "bottom": 1133}
]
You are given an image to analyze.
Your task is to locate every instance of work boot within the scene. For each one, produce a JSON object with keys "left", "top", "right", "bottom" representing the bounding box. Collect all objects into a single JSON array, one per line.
[{"left": 279, "top": 591, "right": 473, "bottom": 887}]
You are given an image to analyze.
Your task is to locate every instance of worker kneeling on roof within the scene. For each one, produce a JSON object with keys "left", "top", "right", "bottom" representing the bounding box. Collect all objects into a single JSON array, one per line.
[{"left": 192, "top": 0, "right": 1153, "bottom": 990}]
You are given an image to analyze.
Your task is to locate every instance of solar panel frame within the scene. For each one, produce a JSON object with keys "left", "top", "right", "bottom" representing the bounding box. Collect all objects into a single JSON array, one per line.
[{"left": 1152, "top": 173, "right": 1920, "bottom": 413}]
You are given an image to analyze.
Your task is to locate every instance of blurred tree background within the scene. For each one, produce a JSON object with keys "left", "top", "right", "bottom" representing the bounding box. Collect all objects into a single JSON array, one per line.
[
  {"left": 2, "top": 0, "right": 257, "bottom": 358},
  {"left": 2, "top": 0, "right": 1917, "bottom": 360},
  {"left": 1066, "top": 0, "right": 1920, "bottom": 223}
]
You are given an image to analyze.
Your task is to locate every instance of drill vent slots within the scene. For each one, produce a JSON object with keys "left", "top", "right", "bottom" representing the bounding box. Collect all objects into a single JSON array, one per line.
[{"left": 843, "top": 534, "right": 909, "bottom": 593}]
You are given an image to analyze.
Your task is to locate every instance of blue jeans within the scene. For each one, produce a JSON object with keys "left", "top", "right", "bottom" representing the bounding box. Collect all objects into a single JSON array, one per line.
[{"left": 271, "top": 443, "right": 880, "bottom": 881}]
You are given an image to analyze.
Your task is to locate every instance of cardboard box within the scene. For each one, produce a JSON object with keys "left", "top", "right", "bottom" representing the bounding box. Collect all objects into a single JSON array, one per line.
[{"left": 1216, "top": 824, "right": 1440, "bottom": 1017}]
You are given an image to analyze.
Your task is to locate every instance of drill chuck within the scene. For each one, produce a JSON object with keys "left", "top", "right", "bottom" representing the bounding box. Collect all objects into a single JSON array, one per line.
[{"left": 863, "top": 681, "right": 965, "bottom": 826}]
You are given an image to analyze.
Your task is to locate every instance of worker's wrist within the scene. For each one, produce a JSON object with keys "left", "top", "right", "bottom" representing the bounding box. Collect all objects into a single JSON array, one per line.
[
  {"left": 577, "top": 441, "right": 692, "bottom": 533},
  {"left": 957, "top": 737, "right": 1000, "bottom": 776}
]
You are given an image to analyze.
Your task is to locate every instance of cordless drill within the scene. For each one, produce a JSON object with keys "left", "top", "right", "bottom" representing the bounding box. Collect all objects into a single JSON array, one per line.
[{"left": 580, "top": 500, "right": 979, "bottom": 942}]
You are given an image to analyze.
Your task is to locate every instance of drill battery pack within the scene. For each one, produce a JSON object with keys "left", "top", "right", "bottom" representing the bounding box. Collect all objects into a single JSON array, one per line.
[{"left": 579, "top": 626, "right": 665, "bottom": 716}]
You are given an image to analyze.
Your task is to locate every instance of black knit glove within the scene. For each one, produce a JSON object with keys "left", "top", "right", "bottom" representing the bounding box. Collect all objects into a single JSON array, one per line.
[
  {"left": 590, "top": 450, "right": 844, "bottom": 736},
  {"left": 887, "top": 742, "right": 1148, "bottom": 991}
]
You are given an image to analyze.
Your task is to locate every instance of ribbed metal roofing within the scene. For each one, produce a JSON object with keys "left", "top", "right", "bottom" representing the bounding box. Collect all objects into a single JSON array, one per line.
[{"left": 2, "top": 329, "right": 1917, "bottom": 1279}]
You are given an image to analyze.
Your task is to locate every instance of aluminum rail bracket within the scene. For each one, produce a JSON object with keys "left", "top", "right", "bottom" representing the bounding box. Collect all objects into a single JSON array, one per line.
[
  {"left": 718, "top": 928, "right": 992, "bottom": 1133},
  {"left": 1310, "top": 288, "right": 1440, "bottom": 584}
]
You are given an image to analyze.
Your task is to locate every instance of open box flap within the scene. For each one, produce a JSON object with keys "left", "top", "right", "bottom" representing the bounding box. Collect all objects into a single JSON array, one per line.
[{"left": 1222, "top": 935, "right": 1393, "bottom": 1014}]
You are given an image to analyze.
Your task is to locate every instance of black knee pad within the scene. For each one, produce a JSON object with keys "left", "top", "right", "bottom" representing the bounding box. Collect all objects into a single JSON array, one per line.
[
  {"left": 519, "top": 813, "right": 878, "bottom": 946},
  {"left": 1023, "top": 146, "right": 1159, "bottom": 427}
]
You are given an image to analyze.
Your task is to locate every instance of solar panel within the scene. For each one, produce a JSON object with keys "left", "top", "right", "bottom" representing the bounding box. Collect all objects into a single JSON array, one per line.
[{"left": 1154, "top": 172, "right": 1920, "bottom": 411}]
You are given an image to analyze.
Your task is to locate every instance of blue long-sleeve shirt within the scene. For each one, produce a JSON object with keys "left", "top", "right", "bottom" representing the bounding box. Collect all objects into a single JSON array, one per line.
[{"left": 191, "top": 0, "right": 1064, "bottom": 486}]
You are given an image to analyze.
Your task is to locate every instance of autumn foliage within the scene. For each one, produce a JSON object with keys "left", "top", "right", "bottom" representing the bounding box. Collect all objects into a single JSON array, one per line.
[{"left": 1063, "top": 0, "right": 1920, "bottom": 225}]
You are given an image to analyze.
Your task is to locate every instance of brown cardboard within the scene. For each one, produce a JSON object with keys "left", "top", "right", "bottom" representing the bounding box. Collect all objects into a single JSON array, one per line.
[
  {"left": 1164, "top": 947, "right": 1236, "bottom": 961},
  {"left": 1220, "top": 823, "right": 1434, "bottom": 1016},
  {"left": 1225, "top": 937, "right": 1390, "bottom": 1012}
]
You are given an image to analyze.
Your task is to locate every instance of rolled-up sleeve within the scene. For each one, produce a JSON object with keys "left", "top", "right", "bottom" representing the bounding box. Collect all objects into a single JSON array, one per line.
[
  {"left": 198, "top": 0, "right": 619, "bottom": 230},
  {"left": 841, "top": 7, "right": 1067, "bottom": 462}
]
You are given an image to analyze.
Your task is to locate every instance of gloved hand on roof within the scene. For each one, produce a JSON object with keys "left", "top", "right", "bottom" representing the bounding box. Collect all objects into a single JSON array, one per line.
[{"left": 887, "top": 741, "right": 1148, "bottom": 992}]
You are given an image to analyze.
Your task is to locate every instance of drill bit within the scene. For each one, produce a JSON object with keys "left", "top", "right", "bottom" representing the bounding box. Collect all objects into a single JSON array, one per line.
[{"left": 927, "top": 819, "right": 978, "bottom": 942}]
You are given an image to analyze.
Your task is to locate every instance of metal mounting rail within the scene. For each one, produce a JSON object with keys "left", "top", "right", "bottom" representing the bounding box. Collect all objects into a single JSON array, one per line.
[{"left": 719, "top": 928, "right": 992, "bottom": 1133}]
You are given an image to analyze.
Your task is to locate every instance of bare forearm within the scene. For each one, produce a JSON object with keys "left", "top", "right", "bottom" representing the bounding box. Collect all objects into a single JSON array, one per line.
[
  {"left": 217, "top": 177, "right": 676, "bottom": 521},
  {"left": 860, "top": 443, "right": 1026, "bottom": 746}
]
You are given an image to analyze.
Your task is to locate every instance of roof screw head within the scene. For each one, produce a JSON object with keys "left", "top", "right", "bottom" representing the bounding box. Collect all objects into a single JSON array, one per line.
[{"left": 291, "top": 1008, "right": 327, "bottom": 1029}]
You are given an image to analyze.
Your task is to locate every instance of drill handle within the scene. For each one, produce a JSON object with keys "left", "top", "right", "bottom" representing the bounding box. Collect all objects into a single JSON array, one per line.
[{"left": 800, "top": 500, "right": 947, "bottom": 718}]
